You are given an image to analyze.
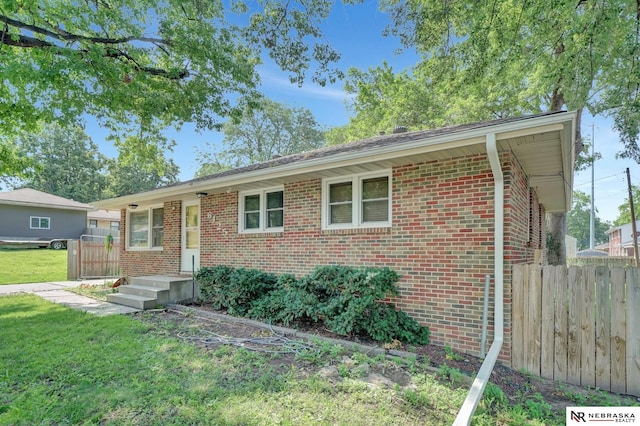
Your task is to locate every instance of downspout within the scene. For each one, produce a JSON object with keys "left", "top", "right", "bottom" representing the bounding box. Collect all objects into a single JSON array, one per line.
[{"left": 453, "top": 133, "right": 504, "bottom": 425}]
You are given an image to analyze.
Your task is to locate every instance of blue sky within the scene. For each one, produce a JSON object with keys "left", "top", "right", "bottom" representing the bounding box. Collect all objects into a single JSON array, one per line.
[{"left": 89, "top": 2, "right": 639, "bottom": 224}]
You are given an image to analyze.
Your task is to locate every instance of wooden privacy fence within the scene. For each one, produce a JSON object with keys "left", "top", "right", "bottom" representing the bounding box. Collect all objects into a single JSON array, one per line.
[
  {"left": 67, "top": 235, "right": 121, "bottom": 280},
  {"left": 512, "top": 264, "right": 640, "bottom": 397}
]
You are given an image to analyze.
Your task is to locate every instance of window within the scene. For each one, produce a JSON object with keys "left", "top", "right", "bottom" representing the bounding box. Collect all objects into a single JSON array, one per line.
[
  {"left": 110, "top": 221, "right": 120, "bottom": 231},
  {"left": 239, "top": 187, "right": 284, "bottom": 233},
  {"left": 127, "top": 207, "right": 163, "bottom": 249},
  {"left": 323, "top": 171, "right": 391, "bottom": 229},
  {"left": 89, "top": 219, "right": 98, "bottom": 228},
  {"left": 30, "top": 216, "right": 50, "bottom": 230}
]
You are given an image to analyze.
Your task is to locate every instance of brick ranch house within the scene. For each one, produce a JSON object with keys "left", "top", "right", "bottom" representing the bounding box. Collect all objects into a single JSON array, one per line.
[{"left": 95, "top": 111, "right": 576, "bottom": 362}]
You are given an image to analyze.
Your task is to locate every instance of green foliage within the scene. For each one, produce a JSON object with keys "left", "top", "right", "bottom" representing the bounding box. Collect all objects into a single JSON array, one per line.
[
  {"left": 444, "top": 345, "right": 463, "bottom": 362},
  {"left": 567, "top": 190, "right": 612, "bottom": 250},
  {"left": 196, "top": 264, "right": 430, "bottom": 345},
  {"left": 195, "top": 266, "right": 277, "bottom": 316},
  {"left": 248, "top": 274, "right": 321, "bottom": 325},
  {"left": 103, "top": 125, "right": 180, "bottom": 198},
  {"left": 194, "top": 265, "right": 235, "bottom": 309},
  {"left": 9, "top": 124, "right": 109, "bottom": 203},
  {"left": 614, "top": 184, "right": 640, "bottom": 226},
  {"left": 1, "top": 0, "right": 342, "bottom": 177},
  {"left": 196, "top": 99, "right": 326, "bottom": 172}
]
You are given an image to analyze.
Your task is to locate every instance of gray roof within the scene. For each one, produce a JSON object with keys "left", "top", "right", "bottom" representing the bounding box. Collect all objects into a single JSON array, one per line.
[
  {"left": 0, "top": 188, "right": 93, "bottom": 211},
  {"left": 575, "top": 249, "right": 609, "bottom": 257},
  {"left": 185, "top": 111, "right": 567, "bottom": 187},
  {"left": 87, "top": 209, "right": 121, "bottom": 220},
  {"left": 94, "top": 110, "right": 576, "bottom": 211}
]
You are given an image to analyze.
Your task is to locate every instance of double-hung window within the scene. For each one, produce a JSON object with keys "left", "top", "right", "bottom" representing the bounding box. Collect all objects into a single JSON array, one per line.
[
  {"left": 239, "top": 187, "right": 284, "bottom": 233},
  {"left": 128, "top": 206, "right": 164, "bottom": 249},
  {"left": 323, "top": 171, "right": 391, "bottom": 229},
  {"left": 30, "top": 216, "right": 50, "bottom": 230}
]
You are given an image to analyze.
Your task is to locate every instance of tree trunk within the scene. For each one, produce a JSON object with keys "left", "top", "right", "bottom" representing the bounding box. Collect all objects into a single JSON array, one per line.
[{"left": 546, "top": 100, "right": 582, "bottom": 265}]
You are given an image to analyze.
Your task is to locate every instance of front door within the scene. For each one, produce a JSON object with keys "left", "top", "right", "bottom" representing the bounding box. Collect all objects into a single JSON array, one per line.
[{"left": 181, "top": 200, "right": 200, "bottom": 272}]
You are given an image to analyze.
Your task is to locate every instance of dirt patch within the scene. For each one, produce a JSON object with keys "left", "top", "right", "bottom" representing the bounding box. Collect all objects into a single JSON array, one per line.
[{"left": 132, "top": 305, "right": 638, "bottom": 413}]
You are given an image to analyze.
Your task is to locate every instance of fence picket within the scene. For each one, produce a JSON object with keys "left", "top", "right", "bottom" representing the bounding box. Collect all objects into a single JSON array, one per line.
[
  {"left": 541, "top": 265, "right": 555, "bottom": 380},
  {"left": 527, "top": 266, "right": 542, "bottom": 375},
  {"left": 567, "top": 266, "right": 582, "bottom": 386},
  {"left": 595, "top": 266, "right": 611, "bottom": 390},
  {"left": 553, "top": 265, "right": 568, "bottom": 382},
  {"left": 512, "top": 264, "right": 639, "bottom": 397},
  {"left": 511, "top": 265, "right": 526, "bottom": 371},
  {"left": 580, "top": 266, "right": 596, "bottom": 388},
  {"left": 610, "top": 267, "right": 627, "bottom": 394}
]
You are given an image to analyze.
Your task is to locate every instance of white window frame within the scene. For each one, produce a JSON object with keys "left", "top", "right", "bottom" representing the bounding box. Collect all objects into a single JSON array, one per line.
[
  {"left": 126, "top": 205, "right": 164, "bottom": 250},
  {"left": 322, "top": 170, "right": 392, "bottom": 230},
  {"left": 30, "top": 216, "right": 50, "bottom": 230},
  {"left": 238, "top": 186, "right": 284, "bottom": 234}
]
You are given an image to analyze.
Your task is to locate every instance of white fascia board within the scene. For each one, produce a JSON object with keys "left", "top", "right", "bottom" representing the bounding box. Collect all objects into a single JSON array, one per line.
[{"left": 95, "top": 112, "right": 577, "bottom": 210}]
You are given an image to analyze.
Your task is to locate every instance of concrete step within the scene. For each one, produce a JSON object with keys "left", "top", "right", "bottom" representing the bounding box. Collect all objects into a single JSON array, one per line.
[
  {"left": 130, "top": 275, "right": 193, "bottom": 290},
  {"left": 119, "top": 285, "right": 169, "bottom": 306},
  {"left": 107, "top": 275, "right": 197, "bottom": 310},
  {"left": 106, "top": 293, "right": 158, "bottom": 310}
]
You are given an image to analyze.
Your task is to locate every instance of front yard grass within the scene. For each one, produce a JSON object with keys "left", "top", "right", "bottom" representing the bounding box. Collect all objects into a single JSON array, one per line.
[
  {"left": 0, "top": 247, "right": 66, "bottom": 284},
  {"left": 0, "top": 294, "right": 560, "bottom": 425},
  {"left": 0, "top": 294, "right": 465, "bottom": 425}
]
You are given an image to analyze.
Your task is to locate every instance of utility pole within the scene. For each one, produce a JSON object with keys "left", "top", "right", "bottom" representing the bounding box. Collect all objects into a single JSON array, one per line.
[
  {"left": 626, "top": 167, "right": 639, "bottom": 267},
  {"left": 589, "top": 124, "right": 595, "bottom": 250}
]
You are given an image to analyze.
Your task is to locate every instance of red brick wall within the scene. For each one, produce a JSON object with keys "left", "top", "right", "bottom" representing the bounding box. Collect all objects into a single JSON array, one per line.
[
  {"left": 119, "top": 200, "right": 182, "bottom": 276},
  {"left": 120, "top": 151, "right": 541, "bottom": 362}
]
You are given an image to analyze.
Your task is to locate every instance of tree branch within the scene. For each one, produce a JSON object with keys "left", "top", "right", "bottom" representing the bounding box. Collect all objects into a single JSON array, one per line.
[
  {"left": 0, "top": 15, "right": 167, "bottom": 46},
  {"left": 0, "top": 15, "right": 187, "bottom": 79}
]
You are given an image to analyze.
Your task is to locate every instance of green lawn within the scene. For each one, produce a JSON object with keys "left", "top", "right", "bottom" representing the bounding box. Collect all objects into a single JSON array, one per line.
[
  {"left": 0, "top": 295, "right": 561, "bottom": 425},
  {"left": 0, "top": 247, "right": 67, "bottom": 284}
]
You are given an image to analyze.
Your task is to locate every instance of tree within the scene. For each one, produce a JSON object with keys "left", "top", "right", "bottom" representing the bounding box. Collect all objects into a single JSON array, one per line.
[
  {"left": 196, "top": 99, "right": 325, "bottom": 173},
  {"left": 336, "top": 0, "right": 640, "bottom": 263},
  {"left": 567, "top": 191, "right": 612, "bottom": 251},
  {"left": 105, "top": 126, "right": 180, "bottom": 198},
  {"left": 11, "top": 124, "right": 109, "bottom": 203},
  {"left": 0, "top": 0, "right": 342, "bottom": 175},
  {"left": 614, "top": 184, "right": 640, "bottom": 226}
]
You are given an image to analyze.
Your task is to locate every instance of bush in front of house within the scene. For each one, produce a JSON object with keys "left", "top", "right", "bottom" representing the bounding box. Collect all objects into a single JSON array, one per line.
[
  {"left": 195, "top": 265, "right": 430, "bottom": 345},
  {"left": 195, "top": 266, "right": 278, "bottom": 316}
]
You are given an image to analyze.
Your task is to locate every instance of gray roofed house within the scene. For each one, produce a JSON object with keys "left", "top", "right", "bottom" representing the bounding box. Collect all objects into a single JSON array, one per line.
[
  {"left": 0, "top": 188, "right": 93, "bottom": 248},
  {"left": 94, "top": 111, "right": 577, "bottom": 363}
]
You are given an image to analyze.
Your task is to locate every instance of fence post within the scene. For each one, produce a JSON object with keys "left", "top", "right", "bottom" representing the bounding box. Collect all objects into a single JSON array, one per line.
[{"left": 66, "top": 240, "right": 79, "bottom": 280}]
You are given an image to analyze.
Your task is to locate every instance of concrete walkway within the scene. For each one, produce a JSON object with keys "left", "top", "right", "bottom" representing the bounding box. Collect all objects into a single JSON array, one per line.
[{"left": 0, "top": 280, "right": 141, "bottom": 316}]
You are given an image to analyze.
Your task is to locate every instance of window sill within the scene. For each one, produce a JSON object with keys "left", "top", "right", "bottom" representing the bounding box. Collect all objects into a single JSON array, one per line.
[
  {"left": 126, "top": 247, "right": 163, "bottom": 252},
  {"left": 238, "top": 231, "right": 284, "bottom": 238},
  {"left": 321, "top": 226, "right": 391, "bottom": 236}
]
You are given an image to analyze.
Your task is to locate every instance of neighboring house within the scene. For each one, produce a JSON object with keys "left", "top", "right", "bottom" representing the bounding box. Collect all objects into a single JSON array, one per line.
[
  {"left": 95, "top": 111, "right": 577, "bottom": 361},
  {"left": 88, "top": 209, "right": 121, "bottom": 232},
  {"left": 607, "top": 220, "right": 640, "bottom": 257},
  {"left": 0, "top": 188, "right": 93, "bottom": 248}
]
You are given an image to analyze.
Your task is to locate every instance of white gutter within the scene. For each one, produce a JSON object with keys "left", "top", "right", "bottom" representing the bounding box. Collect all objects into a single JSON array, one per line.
[{"left": 453, "top": 133, "right": 504, "bottom": 425}]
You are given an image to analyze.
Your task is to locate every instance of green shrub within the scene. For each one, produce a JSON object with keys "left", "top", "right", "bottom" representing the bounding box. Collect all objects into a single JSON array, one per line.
[
  {"left": 360, "top": 304, "right": 430, "bottom": 345},
  {"left": 195, "top": 266, "right": 277, "bottom": 315},
  {"left": 197, "top": 264, "right": 430, "bottom": 345},
  {"left": 248, "top": 274, "right": 321, "bottom": 325},
  {"left": 195, "top": 265, "right": 234, "bottom": 309},
  {"left": 226, "top": 268, "right": 278, "bottom": 316}
]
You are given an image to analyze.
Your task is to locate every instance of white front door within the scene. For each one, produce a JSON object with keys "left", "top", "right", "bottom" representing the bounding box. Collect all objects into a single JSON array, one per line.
[{"left": 181, "top": 200, "right": 200, "bottom": 272}]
